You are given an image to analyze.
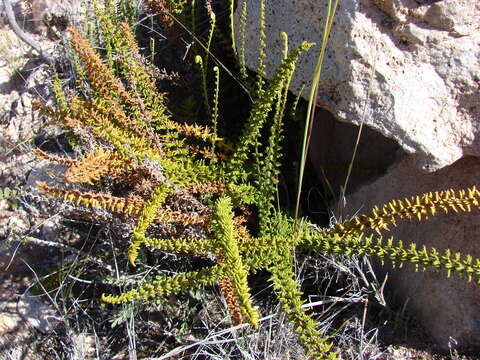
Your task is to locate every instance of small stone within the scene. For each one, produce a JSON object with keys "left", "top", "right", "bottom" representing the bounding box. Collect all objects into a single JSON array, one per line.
[{"left": 17, "top": 291, "right": 60, "bottom": 334}]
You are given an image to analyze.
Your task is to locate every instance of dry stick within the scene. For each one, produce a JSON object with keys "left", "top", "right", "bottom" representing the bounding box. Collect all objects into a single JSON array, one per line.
[
  {"left": 22, "top": 235, "right": 113, "bottom": 272},
  {"left": 2, "top": 0, "right": 53, "bottom": 64},
  {"left": 341, "top": 42, "right": 378, "bottom": 197},
  {"left": 336, "top": 42, "right": 379, "bottom": 221},
  {"left": 150, "top": 297, "right": 359, "bottom": 360}
]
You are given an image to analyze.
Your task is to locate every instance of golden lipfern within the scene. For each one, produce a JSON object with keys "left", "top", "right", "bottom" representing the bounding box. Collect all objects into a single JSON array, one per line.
[
  {"left": 323, "top": 187, "right": 480, "bottom": 238},
  {"left": 33, "top": 4, "right": 480, "bottom": 359}
]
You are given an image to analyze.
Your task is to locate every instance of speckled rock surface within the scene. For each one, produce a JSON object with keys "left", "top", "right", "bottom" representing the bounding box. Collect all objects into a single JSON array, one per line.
[
  {"left": 342, "top": 156, "right": 480, "bottom": 352},
  {"left": 234, "top": 0, "right": 480, "bottom": 171}
]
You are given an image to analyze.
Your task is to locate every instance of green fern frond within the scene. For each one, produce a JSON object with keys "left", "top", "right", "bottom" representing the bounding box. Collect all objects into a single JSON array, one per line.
[
  {"left": 52, "top": 77, "right": 69, "bottom": 115},
  {"left": 204, "top": 9, "right": 216, "bottom": 73},
  {"left": 305, "top": 232, "right": 480, "bottom": 283},
  {"left": 256, "top": 33, "right": 295, "bottom": 233},
  {"left": 324, "top": 186, "right": 480, "bottom": 237},
  {"left": 129, "top": 184, "right": 171, "bottom": 266},
  {"left": 226, "top": 40, "right": 314, "bottom": 183},
  {"left": 211, "top": 66, "right": 220, "bottom": 156},
  {"left": 68, "top": 97, "right": 156, "bottom": 161},
  {"left": 195, "top": 55, "right": 210, "bottom": 117},
  {"left": 255, "top": 0, "right": 267, "bottom": 97},
  {"left": 102, "top": 264, "right": 225, "bottom": 304},
  {"left": 213, "top": 196, "right": 259, "bottom": 327},
  {"left": 270, "top": 254, "right": 337, "bottom": 359},
  {"left": 114, "top": 22, "right": 172, "bottom": 131},
  {"left": 238, "top": 1, "right": 248, "bottom": 80},
  {"left": 0, "top": 187, "right": 19, "bottom": 200},
  {"left": 141, "top": 236, "right": 214, "bottom": 255},
  {"left": 228, "top": 0, "right": 236, "bottom": 57}
]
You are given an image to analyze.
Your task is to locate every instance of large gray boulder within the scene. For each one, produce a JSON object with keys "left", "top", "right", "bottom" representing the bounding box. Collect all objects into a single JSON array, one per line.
[{"left": 234, "top": 0, "right": 479, "bottom": 171}]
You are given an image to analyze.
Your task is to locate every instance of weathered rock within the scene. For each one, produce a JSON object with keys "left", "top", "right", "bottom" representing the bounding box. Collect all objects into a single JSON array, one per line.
[
  {"left": 18, "top": 291, "right": 59, "bottom": 334},
  {"left": 71, "top": 332, "right": 98, "bottom": 359},
  {"left": 234, "top": 0, "right": 480, "bottom": 171},
  {"left": 0, "top": 284, "right": 43, "bottom": 360},
  {"left": 30, "top": 0, "right": 84, "bottom": 34},
  {"left": 342, "top": 156, "right": 480, "bottom": 352},
  {"left": 308, "top": 109, "right": 404, "bottom": 197}
]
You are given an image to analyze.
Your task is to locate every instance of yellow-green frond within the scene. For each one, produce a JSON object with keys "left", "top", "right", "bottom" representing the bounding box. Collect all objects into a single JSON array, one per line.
[{"left": 324, "top": 187, "right": 480, "bottom": 237}]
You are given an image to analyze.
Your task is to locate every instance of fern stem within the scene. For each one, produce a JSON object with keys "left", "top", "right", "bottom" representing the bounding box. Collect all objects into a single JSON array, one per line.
[
  {"left": 228, "top": 0, "right": 236, "bottom": 56},
  {"left": 238, "top": 1, "right": 248, "bottom": 80},
  {"left": 195, "top": 55, "right": 211, "bottom": 117},
  {"left": 211, "top": 66, "right": 220, "bottom": 156}
]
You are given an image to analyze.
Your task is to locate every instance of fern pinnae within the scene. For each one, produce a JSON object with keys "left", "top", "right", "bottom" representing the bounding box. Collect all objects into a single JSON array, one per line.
[
  {"left": 64, "top": 148, "right": 128, "bottom": 184},
  {"left": 68, "top": 97, "right": 155, "bottom": 161},
  {"left": 33, "top": 148, "right": 78, "bottom": 167},
  {"left": 0, "top": 187, "right": 19, "bottom": 201},
  {"left": 227, "top": 0, "right": 236, "bottom": 57},
  {"left": 269, "top": 248, "right": 337, "bottom": 359},
  {"left": 37, "top": 182, "right": 144, "bottom": 215},
  {"left": 211, "top": 66, "right": 220, "bottom": 156},
  {"left": 102, "top": 264, "right": 226, "bottom": 304},
  {"left": 129, "top": 184, "right": 171, "bottom": 266},
  {"left": 117, "top": 0, "right": 137, "bottom": 26},
  {"left": 213, "top": 196, "right": 259, "bottom": 327},
  {"left": 52, "top": 77, "right": 69, "bottom": 115},
  {"left": 142, "top": 236, "right": 214, "bottom": 255},
  {"left": 306, "top": 232, "right": 480, "bottom": 284},
  {"left": 238, "top": 1, "right": 248, "bottom": 80},
  {"left": 226, "top": 41, "right": 314, "bottom": 183},
  {"left": 290, "top": 82, "right": 306, "bottom": 119},
  {"left": 92, "top": 0, "right": 116, "bottom": 70},
  {"left": 190, "top": 0, "right": 196, "bottom": 47},
  {"left": 324, "top": 186, "right": 480, "bottom": 238},
  {"left": 72, "top": 54, "right": 89, "bottom": 94},
  {"left": 256, "top": 32, "right": 295, "bottom": 232},
  {"left": 204, "top": 8, "right": 216, "bottom": 76},
  {"left": 255, "top": 0, "right": 267, "bottom": 97}
]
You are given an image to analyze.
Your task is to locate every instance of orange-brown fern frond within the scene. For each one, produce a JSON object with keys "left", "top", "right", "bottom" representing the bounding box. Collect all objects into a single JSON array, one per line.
[
  {"left": 64, "top": 148, "right": 129, "bottom": 185},
  {"left": 157, "top": 206, "right": 209, "bottom": 226},
  {"left": 37, "top": 182, "right": 144, "bottom": 215},
  {"left": 38, "top": 182, "right": 208, "bottom": 226},
  {"left": 188, "top": 145, "right": 222, "bottom": 161},
  {"left": 143, "top": 0, "right": 174, "bottom": 29},
  {"left": 326, "top": 186, "right": 480, "bottom": 237},
  {"left": 216, "top": 252, "right": 243, "bottom": 325},
  {"left": 68, "top": 28, "right": 138, "bottom": 109},
  {"left": 177, "top": 123, "right": 222, "bottom": 144},
  {"left": 185, "top": 182, "right": 227, "bottom": 194},
  {"left": 234, "top": 215, "right": 252, "bottom": 240},
  {"left": 218, "top": 276, "right": 243, "bottom": 325},
  {"left": 69, "top": 27, "right": 164, "bottom": 147},
  {"left": 33, "top": 149, "right": 78, "bottom": 167}
]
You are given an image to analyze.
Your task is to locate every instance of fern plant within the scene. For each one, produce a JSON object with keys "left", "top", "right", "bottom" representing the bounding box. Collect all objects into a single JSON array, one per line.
[{"left": 33, "top": 1, "right": 480, "bottom": 359}]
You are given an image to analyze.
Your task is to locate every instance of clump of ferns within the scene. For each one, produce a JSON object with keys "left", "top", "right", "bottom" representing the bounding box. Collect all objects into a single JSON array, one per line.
[{"left": 32, "top": 8, "right": 480, "bottom": 360}]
